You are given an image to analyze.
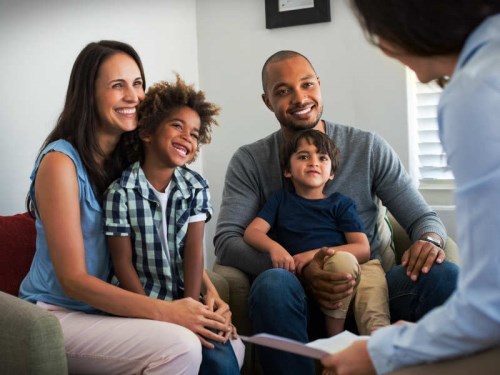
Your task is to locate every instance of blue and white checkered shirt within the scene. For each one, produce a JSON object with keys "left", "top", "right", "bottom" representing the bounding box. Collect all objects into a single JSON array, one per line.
[{"left": 103, "top": 161, "right": 212, "bottom": 300}]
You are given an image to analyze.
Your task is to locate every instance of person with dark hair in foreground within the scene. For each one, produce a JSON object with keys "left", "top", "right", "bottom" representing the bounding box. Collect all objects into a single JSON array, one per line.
[{"left": 320, "top": 1, "right": 500, "bottom": 373}]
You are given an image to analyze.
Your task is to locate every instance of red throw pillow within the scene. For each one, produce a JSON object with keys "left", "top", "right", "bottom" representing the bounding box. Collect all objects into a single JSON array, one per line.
[{"left": 0, "top": 212, "right": 36, "bottom": 295}]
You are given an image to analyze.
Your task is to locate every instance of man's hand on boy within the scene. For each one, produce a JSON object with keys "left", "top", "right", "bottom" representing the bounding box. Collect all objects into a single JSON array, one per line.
[{"left": 301, "top": 247, "right": 355, "bottom": 310}]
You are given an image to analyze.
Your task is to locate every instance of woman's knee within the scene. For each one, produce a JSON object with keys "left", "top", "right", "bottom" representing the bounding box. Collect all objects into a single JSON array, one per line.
[
  {"left": 145, "top": 324, "right": 202, "bottom": 374},
  {"left": 172, "top": 327, "right": 202, "bottom": 361}
]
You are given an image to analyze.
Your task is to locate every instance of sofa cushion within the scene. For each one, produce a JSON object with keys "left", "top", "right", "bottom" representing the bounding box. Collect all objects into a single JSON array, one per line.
[
  {"left": 377, "top": 205, "right": 397, "bottom": 272},
  {"left": 0, "top": 212, "right": 36, "bottom": 295},
  {"left": 0, "top": 291, "right": 68, "bottom": 374}
]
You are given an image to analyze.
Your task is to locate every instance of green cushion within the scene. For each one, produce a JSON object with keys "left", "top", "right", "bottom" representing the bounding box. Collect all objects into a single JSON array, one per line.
[
  {"left": 0, "top": 292, "right": 67, "bottom": 374},
  {"left": 377, "top": 205, "right": 397, "bottom": 272}
]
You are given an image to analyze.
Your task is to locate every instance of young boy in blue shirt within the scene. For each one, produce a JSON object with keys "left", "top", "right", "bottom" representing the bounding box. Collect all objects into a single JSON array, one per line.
[
  {"left": 103, "top": 76, "right": 243, "bottom": 373},
  {"left": 244, "top": 129, "right": 390, "bottom": 336}
]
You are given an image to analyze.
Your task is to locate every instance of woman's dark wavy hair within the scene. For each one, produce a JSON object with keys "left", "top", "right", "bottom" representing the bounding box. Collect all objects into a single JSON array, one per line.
[
  {"left": 125, "top": 74, "right": 220, "bottom": 164},
  {"left": 27, "top": 40, "right": 145, "bottom": 212},
  {"left": 281, "top": 129, "right": 340, "bottom": 176},
  {"left": 351, "top": 0, "right": 500, "bottom": 56}
]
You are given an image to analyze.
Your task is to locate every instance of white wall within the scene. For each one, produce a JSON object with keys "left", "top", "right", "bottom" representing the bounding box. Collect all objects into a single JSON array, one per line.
[
  {"left": 0, "top": 0, "right": 200, "bottom": 215},
  {"left": 0, "top": 0, "right": 455, "bottom": 269},
  {"left": 196, "top": 0, "right": 412, "bottom": 267}
]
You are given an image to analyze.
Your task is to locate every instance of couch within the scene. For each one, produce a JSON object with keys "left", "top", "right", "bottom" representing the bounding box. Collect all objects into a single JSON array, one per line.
[
  {"left": 212, "top": 213, "right": 500, "bottom": 375},
  {"left": 0, "top": 212, "right": 230, "bottom": 375},
  {"left": 2, "top": 212, "right": 498, "bottom": 374},
  {"left": 0, "top": 212, "right": 68, "bottom": 374}
]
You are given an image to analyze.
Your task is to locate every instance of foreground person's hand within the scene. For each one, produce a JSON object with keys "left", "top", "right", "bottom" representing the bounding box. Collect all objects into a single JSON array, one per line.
[{"left": 321, "top": 339, "right": 375, "bottom": 375}]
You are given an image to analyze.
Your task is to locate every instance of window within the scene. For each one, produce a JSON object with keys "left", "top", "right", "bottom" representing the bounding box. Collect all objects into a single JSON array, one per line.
[
  {"left": 408, "top": 71, "right": 454, "bottom": 186},
  {"left": 407, "top": 71, "right": 456, "bottom": 240}
]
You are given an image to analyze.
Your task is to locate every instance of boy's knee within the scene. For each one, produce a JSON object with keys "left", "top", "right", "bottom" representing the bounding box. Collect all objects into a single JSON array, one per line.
[{"left": 324, "top": 251, "right": 360, "bottom": 281}]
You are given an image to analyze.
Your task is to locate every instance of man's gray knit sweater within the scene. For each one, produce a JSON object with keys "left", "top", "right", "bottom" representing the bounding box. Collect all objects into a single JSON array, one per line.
[{"left": 214, "top": 121, "right": 446, "bottom": 276}]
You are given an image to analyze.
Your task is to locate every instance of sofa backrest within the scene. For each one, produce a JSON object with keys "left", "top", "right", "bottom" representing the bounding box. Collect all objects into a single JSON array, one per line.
[{"left": 0, "top": 212, "right": 36, "bottom": 295}]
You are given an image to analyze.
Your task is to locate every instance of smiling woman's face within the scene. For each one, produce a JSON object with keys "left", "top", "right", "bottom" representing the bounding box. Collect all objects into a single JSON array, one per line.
[{"left": 94, "top": 52, "right": 145, "bottom": 136}]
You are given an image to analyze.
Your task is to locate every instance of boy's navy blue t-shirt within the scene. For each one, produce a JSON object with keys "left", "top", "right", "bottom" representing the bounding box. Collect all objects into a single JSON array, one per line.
[{"left": 257, "top": 189, "right": 365, "bottom": 255}]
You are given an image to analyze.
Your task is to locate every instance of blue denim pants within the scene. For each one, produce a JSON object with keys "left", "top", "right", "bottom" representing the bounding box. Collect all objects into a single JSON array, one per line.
[
  {"left": 199, "top": 330, "right": 240, "bottom": 375},
  {"left": 249, "top": 261, "right": 458, "bottom": 375}
]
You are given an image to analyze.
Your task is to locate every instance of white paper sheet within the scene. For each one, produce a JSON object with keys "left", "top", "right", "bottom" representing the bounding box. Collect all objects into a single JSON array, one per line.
[{"left": 240, "top": 331, "right": 369, "bottom": 360}]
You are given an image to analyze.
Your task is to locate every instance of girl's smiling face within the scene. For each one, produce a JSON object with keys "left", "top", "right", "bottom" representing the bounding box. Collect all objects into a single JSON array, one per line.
[{"left": 142, "top": 106, "right": 201, "bottom": 168}]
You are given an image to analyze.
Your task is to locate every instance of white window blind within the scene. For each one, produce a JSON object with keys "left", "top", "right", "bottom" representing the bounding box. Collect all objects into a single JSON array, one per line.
[{"left": 414, "top": 80, "right": 454, "bottom": 181}]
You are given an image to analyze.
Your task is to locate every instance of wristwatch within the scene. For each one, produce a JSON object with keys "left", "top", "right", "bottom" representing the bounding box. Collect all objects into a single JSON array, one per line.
[{"left": 422, "top": 236, "right": 442, "bottom": 248}]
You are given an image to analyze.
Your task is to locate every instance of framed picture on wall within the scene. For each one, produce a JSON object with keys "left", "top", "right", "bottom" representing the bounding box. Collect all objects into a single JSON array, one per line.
[{"left": 265, "top": 0, "right": 331, "bottom": 29}]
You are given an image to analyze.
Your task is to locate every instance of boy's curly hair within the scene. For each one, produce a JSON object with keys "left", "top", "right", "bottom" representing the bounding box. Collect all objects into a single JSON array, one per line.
[
  {"left": 281, "top": 129, "right": 340, "bottom": 176},
  {"left": 125, "top": 74, "right": 220, "bottom": 163}
]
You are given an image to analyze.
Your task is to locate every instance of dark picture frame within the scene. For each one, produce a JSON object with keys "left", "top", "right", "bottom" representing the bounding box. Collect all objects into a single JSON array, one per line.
[{"left": 265, "top": 0, "right": 331, "bottom": 29}]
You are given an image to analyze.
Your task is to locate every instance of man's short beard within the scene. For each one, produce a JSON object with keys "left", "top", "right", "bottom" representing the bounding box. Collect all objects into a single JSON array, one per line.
[{"left": 282, "top": 106, "right": 323, "bottom": 131}]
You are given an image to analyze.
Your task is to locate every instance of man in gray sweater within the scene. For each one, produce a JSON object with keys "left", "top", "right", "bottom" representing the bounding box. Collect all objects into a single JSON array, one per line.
[{"left": 214, "top": 50, "right": 458, "bottom": 374}]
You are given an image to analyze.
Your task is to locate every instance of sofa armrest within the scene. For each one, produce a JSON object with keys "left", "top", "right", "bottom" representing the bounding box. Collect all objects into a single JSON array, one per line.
[
  {"left": 212, "top": 263, "right": 252, "bottom": 336},
  {"left": 212, "top": 264, "right": 260, "bottom": 375},
  {"left": 0, "top": 292, "right": 67, "bottom": 375}
]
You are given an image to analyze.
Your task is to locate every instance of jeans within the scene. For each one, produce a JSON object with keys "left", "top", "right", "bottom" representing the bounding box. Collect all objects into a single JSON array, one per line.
[
  {"left": 249, "top": 261, "right": 458, "bottom": 375},
  {"left": 386, "top": 261, "right": 458, "bottom": 322},
  {"left": 199, "top": 330, "right": 240, "bottom": 375}
]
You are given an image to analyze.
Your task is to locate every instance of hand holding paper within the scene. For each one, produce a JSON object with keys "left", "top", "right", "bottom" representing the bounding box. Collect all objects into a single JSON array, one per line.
[{"left": 241, "top": 330, "right": 369, "bottom": 359}]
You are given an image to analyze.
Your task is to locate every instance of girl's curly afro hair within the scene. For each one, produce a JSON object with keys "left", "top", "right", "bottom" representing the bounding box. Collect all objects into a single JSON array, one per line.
[{"left": 125, "top": 74, "right": 220, "bottom": 163}]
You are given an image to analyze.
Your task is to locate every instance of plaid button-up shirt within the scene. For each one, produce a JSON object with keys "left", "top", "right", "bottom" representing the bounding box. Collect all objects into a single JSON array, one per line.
[{"left": 103, "top": 161, "right": 212, "bottom": 300}]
